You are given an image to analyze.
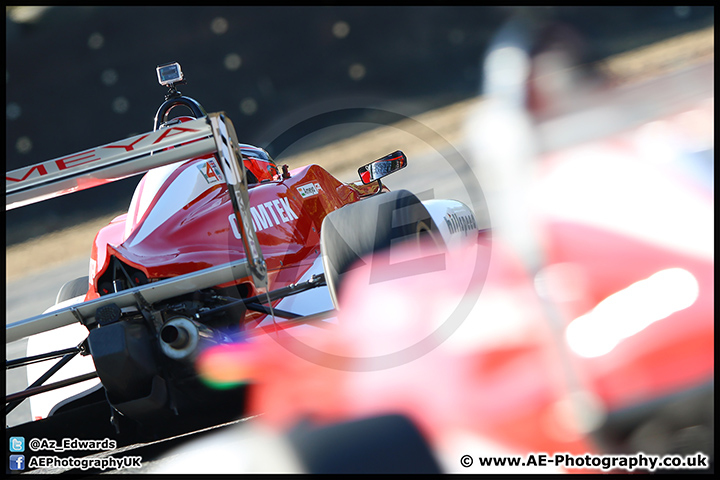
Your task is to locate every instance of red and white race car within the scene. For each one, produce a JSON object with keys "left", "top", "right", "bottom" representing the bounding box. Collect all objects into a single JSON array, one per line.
[{"left": 5, "top": 62, "right": 482, "bottom": 443}]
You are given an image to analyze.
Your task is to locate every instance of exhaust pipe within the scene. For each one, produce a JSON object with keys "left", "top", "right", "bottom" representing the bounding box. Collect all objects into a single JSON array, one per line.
[{"left": 159, "top": 316, "right": 215, "bottom": 361}]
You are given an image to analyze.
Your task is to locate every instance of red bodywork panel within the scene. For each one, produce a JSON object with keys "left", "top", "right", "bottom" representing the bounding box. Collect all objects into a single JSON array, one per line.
[{"left": 86, "top": 160, "right": 376, "bottom": 317}]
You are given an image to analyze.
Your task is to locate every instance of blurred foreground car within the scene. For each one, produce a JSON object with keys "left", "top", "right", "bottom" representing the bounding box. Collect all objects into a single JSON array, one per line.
[
  {"left": 184, "top": 96, "right": 713, "bottom": 475},
  {"left": 180, "top": 20, "right": 713, "bottom": 474}
]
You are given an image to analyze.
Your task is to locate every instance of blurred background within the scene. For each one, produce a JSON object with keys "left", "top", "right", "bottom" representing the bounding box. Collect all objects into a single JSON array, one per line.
[{"left": 5, "top": 6, "right": 714, "bottom": 244}]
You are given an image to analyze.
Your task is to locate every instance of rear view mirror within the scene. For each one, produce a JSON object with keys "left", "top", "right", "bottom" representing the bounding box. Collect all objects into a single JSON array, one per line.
[{"left": 358, "top": 150, "right": 407, "bottom": 184}]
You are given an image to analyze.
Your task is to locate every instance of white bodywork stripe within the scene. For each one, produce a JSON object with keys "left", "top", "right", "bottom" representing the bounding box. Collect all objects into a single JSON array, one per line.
[
  {"left": 125, "top": 160, "right": 185, "bottom": 240},
  {"left": 126, "top": 161, "right": 219, "bottom": 247}
]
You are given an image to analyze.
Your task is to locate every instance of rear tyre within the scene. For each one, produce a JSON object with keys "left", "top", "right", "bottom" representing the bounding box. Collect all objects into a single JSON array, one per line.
[
  {"left": 320, "top": 190, "right": 443, "bottom": 308},
  {"left": 56, "top": 276, "right": 89, "bottom": 304}
]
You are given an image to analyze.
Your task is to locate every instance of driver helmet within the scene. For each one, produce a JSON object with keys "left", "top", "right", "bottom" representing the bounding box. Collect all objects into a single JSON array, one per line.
[
  {"left": 160, "top": 116, "right": 279, "bottom": 184},
  {"left": 238, "top": 144, "right": 280, "bottom": 184}
]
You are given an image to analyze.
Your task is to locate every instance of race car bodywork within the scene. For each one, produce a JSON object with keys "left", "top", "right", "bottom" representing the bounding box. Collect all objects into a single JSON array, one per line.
[{"left": 5, "top": 64, "right": 480, "bottom": 442}]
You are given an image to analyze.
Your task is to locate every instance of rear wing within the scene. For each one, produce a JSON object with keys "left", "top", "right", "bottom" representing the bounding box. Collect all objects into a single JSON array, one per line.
[
  {"left": 6, "top": 112, "right": 267, "bottom": 340},
  {"left": 6, "top": 117, "right": 214, "bottom": 210}
]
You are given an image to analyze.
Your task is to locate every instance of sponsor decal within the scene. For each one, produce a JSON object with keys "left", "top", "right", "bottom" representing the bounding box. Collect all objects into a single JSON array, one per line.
[
  {"left": 6, "top": 125, "right": 202, "bottom": 185},
  {"left": 229, "top": 196, "right": 299, "bottom": 238},
  {"left": 444, "top": 209, "right": 477, "bottom": 236},
  {"left": 296, "top": 182, "right": 323, "bottom": 198},
  {"left": 197, "top": 159, "right": 223, "bottom": 184}
]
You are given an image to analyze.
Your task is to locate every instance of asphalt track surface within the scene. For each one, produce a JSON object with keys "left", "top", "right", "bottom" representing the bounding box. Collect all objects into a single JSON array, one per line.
[{"left": 5, "top": 58, "right": 713, "bottom": 473}]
